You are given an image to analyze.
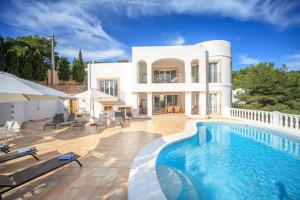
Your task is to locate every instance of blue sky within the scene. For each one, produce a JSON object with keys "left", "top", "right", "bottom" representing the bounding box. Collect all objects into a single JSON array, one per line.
[{"left": 0, "top": 0, "right": 300, "bottom": 71}]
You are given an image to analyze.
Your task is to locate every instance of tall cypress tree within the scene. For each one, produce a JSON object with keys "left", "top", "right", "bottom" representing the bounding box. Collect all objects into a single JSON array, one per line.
[
  {"left": 0, "top": 36, "right": 6, "bottom": 71},
  {"left": 6, "top": 49, "right": 19, "bottom": 76},
  {"left": 77, "top": 49, "right": 85, "bottom": 83},
  {"left": 72, "top": 57, "right": 79, "bottom": 81},
  {"left": 32, "top": 49, "right": 46, "bottom": 81},
  {"left": 72, "top": 50, "right": 85, "bottom": 83},
  {"left": 57, "top": 57, "right": 70, "bottom": 81}
]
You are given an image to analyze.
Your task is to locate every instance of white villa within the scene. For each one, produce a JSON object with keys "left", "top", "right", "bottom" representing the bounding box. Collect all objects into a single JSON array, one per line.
[{"left": 86, "top": 40, "right": 232, "bottom": 119}]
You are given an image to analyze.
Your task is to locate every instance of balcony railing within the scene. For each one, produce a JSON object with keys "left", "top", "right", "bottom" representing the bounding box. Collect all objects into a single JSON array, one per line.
[
  {"left": 152, "top": 72, "right": 185, "bottom": 83},
  {"left": 229, "top": 108, "right": 300, "bottom": 132},
  {"left": 208, "top": 72, "right": 221, "bottom": 83}
]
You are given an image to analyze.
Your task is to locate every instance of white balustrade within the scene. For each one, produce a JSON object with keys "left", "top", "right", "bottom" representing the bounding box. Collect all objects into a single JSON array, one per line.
[{"left": 229, "top": 108, "right": 300, "bottom": 132}]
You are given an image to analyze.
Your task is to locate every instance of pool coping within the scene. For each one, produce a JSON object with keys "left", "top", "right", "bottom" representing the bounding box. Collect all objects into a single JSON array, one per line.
[{"left": 127, "top": 119, "right": 300, "bottom": 200}]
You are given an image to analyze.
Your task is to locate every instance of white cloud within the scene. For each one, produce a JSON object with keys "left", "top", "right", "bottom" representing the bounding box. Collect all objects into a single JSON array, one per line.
[
  {"left": 168, "top": 36, "right": 185, "bottom": 46},
  {"left": 239, "top": 54, "right": 260, "bottom": 65},
  {"left": 89, "top": 0, "right": 300, "bottom": 27},
  {"left": 1, "top": 0, "right": 128, "bottom": 61},
  {"left": 283, "top": 53, "right": 300, "bottom": 70}
]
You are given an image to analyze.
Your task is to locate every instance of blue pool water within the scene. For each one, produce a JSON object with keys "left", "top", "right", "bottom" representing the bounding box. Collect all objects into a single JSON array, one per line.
[{"left": 156, "top": 122, "right": 300, "bottom": 200}]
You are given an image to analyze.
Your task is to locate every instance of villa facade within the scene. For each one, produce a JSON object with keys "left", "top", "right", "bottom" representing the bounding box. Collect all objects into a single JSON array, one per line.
[{"left": 87, "top": 40, "right": 232, "bottom": 118}]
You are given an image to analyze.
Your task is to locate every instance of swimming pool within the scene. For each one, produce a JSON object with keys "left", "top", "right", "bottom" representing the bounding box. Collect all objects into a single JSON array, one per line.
[{"left": 156, "top": 122, "right": 300, "bottom": 200}]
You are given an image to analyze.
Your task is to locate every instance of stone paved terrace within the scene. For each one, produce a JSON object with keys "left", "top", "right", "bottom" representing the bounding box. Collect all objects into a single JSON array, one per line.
[{"left": 1, "top": 117, "right": 189, "bottom": 200}]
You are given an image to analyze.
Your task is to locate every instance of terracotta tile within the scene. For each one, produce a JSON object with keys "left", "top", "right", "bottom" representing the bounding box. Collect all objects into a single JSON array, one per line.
[{"left": 2, "top": 117, "right": 189, "bottom": 199}]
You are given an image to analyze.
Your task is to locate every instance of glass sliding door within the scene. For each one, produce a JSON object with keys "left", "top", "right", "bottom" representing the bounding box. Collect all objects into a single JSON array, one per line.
[
  {"left": 208, "top": 93, "right": 218, "bottom": 114},
  {"left": 154, "top": 94, "right": 179, "bottom": 113},
  {"left": 191, "top": 93, "right": 199, "bottom": 114},
  {"left": 171, "top": 70, "right": 177, "bottom": 82},
  {"left": 153, "top": 69, "right": 177, "bottom": 83},
  {"left": 191, "top": 65, "right": 199, "bottom": 83}
]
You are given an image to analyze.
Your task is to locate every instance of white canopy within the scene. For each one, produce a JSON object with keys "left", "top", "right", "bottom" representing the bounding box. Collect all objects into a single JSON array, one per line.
[
  {"left": 0, "top": 72, "right": 74, "bottom": 102},
  {"left": 75, "top": 89, "right": 113, "bottom": 99}
]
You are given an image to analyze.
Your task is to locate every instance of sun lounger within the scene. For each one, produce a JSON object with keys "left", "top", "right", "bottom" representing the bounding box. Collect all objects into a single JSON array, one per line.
[
  {"left": 0, "top": 152, "right": 82, "bottom": 198},
  {"left": 95, "top": 114, "right": 107, "bottom": 131},
  {"left": 0, "top": 147, "right": 38, "bottom": 163},
  {"left": 72, "top": 120, "right": 88, "bottom": 131},
  {"left": 44, "top": 114, "right": 64, "bottom": 131},
  {"left": 110, "top": 116, "right": 125, "bottom": 128},
  {"left": 0, "top": 145, "right": 9, "bottom": 154},
  {"left": 60, "top": 113, "right": 76, "bottom": 128}
]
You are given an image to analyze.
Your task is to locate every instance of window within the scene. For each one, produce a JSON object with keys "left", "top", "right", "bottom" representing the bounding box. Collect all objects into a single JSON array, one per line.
[
  {"left": 99, "top": 80, "right": 118, "bottom": 96},
  {"left": 209, "top": 63, "right": 218, "bottom": 83}
]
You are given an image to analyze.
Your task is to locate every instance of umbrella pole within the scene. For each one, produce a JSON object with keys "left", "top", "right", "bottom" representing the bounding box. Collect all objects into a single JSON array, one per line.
[{"left": 93, "top": 98, "right": 96, "bottom": 124}]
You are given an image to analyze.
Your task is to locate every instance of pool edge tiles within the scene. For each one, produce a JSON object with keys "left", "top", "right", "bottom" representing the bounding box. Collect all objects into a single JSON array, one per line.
[{"left": 127, "top": 119, "right": 300, "bottom": 200}]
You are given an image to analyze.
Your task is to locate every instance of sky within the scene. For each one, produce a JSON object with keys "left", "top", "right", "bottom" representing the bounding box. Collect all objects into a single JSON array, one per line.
[{"left": 0, "top": 0, "right": 300, "bottom": 71}]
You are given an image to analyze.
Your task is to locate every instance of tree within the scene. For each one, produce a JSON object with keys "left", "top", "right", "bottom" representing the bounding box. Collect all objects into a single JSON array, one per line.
[
  {"left": 57, "top": 57, "right": 70, "bottom": 81},
  {"left": 0, "top": 36, "right": 6, "bottom": 71},
  {"left": 72, "top": 50, "right": 85, "bottom": 83},
  {"left": 72, "top": 57, "right": 79, "bottom": 81},
  {"left": 32, "top": 49, "right": 47, "bottom": 81},
  {"left": 16, "top": 35, "right": 54, "bottom": 67},
  {"left": 6, "top": 49, "right": 19, "bottom": 76},
  {"left": 22, "top": 62, "right": 33, "bottom": 80},
  {"left": 233, "top": 62, "right": 300, "bottom": 114}
]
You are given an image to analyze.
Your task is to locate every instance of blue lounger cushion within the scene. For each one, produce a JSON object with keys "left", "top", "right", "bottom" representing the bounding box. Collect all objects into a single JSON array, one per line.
[
  {"left": 59, "top": 153, "right": 75, "bottom": 160},
  {"left": 17, "top": 147, "right": 35, "bottom": 154}
]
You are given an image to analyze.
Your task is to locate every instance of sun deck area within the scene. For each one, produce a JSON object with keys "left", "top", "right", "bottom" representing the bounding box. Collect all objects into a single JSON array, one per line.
[{"left": 1, "top": 117, "right": 189, "bottom": 200}]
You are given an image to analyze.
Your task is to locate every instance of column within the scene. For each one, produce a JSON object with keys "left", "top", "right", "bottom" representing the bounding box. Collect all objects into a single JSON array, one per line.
[
  {"left": 132, "top": 93, "right": 138, "bottom": 118},
  {"left": 185, "top": 92, "right": 192, "bottom": 117},
  {"left": 147, "top": 61, "right": 152, "bottom": 84},
  {"left": 147, "top": 92, "right": 152, "bottom": 117},
  {"left": 185, "top": 60, "right": 191, "bottom": 83},
  {"left": 200, "top": 92, "right": 207, "bottom": 118},
  {"left": 199, "top": 55, "right": 207, "bottom": 84}
]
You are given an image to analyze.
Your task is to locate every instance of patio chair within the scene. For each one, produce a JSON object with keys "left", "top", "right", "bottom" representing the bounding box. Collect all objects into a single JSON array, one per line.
[
  {"left": 0, "top": 144, "right": 9, "bottom": 154},
  {"left": 110, "top": 116, "right": 125, "bottom": 128},
  {"left": 60, "top": 113, "right": 76, "bottom": 128},
  {"left": 0, "top": 147, "right": 39, "bottom": 164},
  {"left": 0, "top": 152, "right": 82, "bottom": 199},
  {"left": 0, "top": 121, "right": 15, "bottom": 142},
  {"left": 44, "top": 114, "right": 64, "bottom": 131},
  {"left": 95, "top": 114, "right": 107, "bottom": 131},
  {"left": 72, "top": 120, "right": 88, "bottom": 131}
]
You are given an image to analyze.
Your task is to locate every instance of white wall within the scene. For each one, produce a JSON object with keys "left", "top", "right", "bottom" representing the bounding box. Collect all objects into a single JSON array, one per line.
[
  {"left": 0, "top": 100, "right": 66, "bottom": 125},
  {"left": 89, "top": 62, "right": 133, "bottom": 106},
  {"left": 87, "top": 40, "right": 232, "bottom": 118}
]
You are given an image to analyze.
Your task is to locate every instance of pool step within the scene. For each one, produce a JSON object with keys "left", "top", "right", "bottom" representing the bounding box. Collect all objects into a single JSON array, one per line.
[{"left": 156, "top": 164, "right": 200, "bottom": 200}]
